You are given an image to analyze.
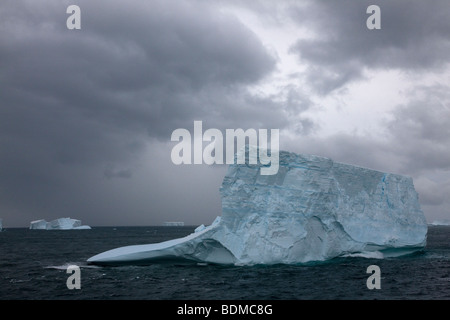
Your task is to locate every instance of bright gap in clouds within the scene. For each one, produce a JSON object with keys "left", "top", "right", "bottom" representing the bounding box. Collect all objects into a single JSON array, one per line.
[
  {"left": 218, "top": 4, "right": 412, "bottom": 142},
  {"left": 311, "top": 70, "right": 410, "bottom": 138},
  {"left": 219, "top": 4, "right": 311, "bottom": 98}
]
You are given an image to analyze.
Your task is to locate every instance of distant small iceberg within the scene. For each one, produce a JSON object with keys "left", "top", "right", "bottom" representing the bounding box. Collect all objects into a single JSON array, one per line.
[
  {"left": 73, "top": 225, "right": 92, "bottom": 230},
  {"left": 0, "top": 218, "right": 3, "bottom": 232},
  {"left": 163, "top": 221, "right": 185, "bottom": 226},
  {"left": 428, "top": 220, "right": 450, "bottom": 226},
  {"left": 29, "top": 217, "right": 91, "bottom": 230}
]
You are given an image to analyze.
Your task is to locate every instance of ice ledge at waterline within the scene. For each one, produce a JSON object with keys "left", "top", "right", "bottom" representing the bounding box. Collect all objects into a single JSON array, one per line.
[{"left": 87, "top": 150, "right": 427, "bottom": 265}]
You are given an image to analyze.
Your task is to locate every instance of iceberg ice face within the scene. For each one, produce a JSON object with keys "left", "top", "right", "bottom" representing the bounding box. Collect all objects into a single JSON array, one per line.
[
  {"left": 47, "top": 218, "right": 81, "bottom": 230},
  {"left": 215, "top": 151, "right": 427, "bottom": 264},
  {"left": 30, "top": 218, "right": 91, "bottom": 230},
  {"left": 29, "top": 219, "right": 49, "bottom": 230},
  {"left": 87, "top": 149, "right": 427, "bottom": 265}
]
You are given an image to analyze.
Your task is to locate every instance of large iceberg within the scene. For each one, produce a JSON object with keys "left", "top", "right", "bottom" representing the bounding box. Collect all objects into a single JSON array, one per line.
[
  {"left": 88, "top": 149, "right": 427, "bottom": 265},
  {"left": 30, "top": 218, "right": 91, "bottom": 230}
]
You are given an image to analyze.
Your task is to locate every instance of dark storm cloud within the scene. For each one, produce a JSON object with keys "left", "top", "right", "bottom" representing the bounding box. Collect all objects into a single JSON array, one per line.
[
  {"left": 1, "top": 0, "right": 278, "bottom": 139},
  {"left": 2, "top": 0, "right": 448, "bottom": 226},
  {"left": 289, "top": 0, "right": 450, "bottom": 93},
  {"left": 1, "top": 0, "right": 310, "bottom": 226}
]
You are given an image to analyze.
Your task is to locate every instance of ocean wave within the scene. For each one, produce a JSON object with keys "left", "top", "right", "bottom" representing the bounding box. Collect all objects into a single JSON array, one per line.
[{"left": 44, "top": 262, "right": 100, "bottom": 270}]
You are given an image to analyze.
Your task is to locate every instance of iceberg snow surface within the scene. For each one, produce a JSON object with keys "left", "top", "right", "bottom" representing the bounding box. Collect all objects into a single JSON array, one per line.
[{"left": 88, "top": 149, "right": 427, "bottom": 265}]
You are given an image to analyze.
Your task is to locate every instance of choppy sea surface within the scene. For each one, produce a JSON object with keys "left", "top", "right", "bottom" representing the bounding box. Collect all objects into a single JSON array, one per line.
[{"left": 0, "top": 226, "right": 449, "bottom": 300}]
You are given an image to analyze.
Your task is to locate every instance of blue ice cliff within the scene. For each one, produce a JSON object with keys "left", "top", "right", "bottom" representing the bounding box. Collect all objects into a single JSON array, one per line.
[{"left": 87, "top": 149, "right": 427, "bottom": 265}]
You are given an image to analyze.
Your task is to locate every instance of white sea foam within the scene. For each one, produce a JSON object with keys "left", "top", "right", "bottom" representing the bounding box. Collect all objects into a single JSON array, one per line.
[
  {"left": 342, "top": 251, "right": 384, "bottom": 259},
  {"left": 45, "top": 262, "right": 100, "bottom": 270}
]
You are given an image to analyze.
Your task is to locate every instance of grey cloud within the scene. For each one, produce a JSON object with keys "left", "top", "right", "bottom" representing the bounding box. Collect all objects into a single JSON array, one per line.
[
  {"left": 283, "top": 133, "right": 397, "bottom": 175},
  {"left": 286, "top": 84, "right": 450, "bottom": 175},
  {"left": 0, "top": 0, "right": 279, "bottom": 159},
  {"left": 289, "top": 0, "right": 450, "bottom": 93},
  {"left": 282, "top": 83, "right": 450, "bottom": 221},
  {"left": 274, "top": 84, "right": 317, "bottom": 135},
  {"left": 0, "top": 0, "right": 297, "bottom": 226},
  {"left": 4, "top": 0, "right": 447, "bottom": 226},
  {"left": 415, "top": 176, "right": 450, "bottom": 206},
  {"left": 103, "top": 166, "right": 132, "bottom": 180},
  {"left": 1, "top": 0, "right": 278, "bottom": 137},
  {"left": 1, "top": 0, "right": 322, "bottom": 227},
  {"left": 385, "top": 85, "right": 450, "bottom": 174}
]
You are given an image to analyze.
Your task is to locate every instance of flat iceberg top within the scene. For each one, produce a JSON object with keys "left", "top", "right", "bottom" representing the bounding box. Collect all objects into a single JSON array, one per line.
[{"left": 88, "top": 150, "right": 427, "bottom": 266}]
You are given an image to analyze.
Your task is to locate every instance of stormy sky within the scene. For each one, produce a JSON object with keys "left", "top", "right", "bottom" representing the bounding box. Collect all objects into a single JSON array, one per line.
[{"left": 1, "top": 0, "right": 449, "bottom": 227}]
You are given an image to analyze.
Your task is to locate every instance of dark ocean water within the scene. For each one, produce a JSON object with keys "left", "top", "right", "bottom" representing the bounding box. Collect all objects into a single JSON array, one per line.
[{"left": 0, "top": 226, "right": 449, "bottom": 300}]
